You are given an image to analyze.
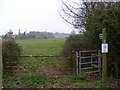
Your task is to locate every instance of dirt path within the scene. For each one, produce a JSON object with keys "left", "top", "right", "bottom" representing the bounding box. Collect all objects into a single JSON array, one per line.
[{"left": 32, "top": 66, "right": 70, "bottom": 77}]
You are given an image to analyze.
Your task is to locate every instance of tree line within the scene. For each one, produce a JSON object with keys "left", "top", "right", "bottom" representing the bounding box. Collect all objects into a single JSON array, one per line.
[{"left": 2, "top": 31, "right": 55, "bottom": 40}]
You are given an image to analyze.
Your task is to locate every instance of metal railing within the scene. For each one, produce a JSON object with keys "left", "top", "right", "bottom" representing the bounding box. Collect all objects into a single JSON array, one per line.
[{"left": 76, "top": 50, "right": 101, "bottom": 75}]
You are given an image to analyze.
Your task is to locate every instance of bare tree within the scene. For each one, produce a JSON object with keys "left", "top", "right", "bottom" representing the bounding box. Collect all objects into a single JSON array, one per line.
[
  {"left": 59, "top": 0, "right": 87, "bottom": 33},
  {"left": 59, "top": 0, "right": 120, "bottom": 33}
]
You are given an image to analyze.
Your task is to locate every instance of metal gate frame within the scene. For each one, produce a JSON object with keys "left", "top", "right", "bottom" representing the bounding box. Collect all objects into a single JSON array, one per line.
[{"left": 76, "top": 50, "right": 101, "bottom": 75}]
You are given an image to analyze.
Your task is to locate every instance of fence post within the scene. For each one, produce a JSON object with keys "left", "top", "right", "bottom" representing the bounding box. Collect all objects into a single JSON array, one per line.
[
  {"left": 76, "top": 51, "right": 79, "bottom": 75},
  {"left": 0, "top": 38, "right": 2, "bottom": 89},
  {"left": 79, "top": 51, "right": 81, "bottom": 74},
  {"left": 102, "top": 28, "right": 107, "bottom": 82},
  {"left": 72, "top": 51, "right": 76, "bottom": 73}
]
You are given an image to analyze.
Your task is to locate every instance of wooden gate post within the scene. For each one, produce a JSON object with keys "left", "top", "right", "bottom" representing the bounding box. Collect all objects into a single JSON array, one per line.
[
  {"left": 76, "top": 51, "right": 80, "bottom": 75},
  {"left": 71, "top": 51, "right": 76, "bottom": 74},
  {"left": 98, "top": 50, "right": 101, "bottom": 76},
  {"left": 102, "top": 28, "right": 107, "bottom": 82}
]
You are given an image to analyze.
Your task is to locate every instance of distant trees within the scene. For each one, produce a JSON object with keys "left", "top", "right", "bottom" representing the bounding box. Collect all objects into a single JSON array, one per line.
[
  {"left": 39, "top": 32, "right": 55, "bottom": 39},
  {"left": 18, "top": 31, "right": 27, "bottom": 39},
  {"left": 2, "top": 31, "right": 55, "bottom": 40},
  {"left": 2, "top": 30, "right": 16, "bottom": 39},
  {"left": 60, "top": 0, "right": 120, "bottom": 78}
]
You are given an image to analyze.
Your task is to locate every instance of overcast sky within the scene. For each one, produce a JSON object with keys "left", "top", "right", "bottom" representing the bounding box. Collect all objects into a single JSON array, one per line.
[{"left": 0, "top": 0, "right": 74, "bottom": 35}]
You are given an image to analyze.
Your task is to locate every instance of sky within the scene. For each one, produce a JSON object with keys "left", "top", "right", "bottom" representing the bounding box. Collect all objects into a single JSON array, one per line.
[{"left": 0, "top": 0, "right": 74, "bottom": 35}]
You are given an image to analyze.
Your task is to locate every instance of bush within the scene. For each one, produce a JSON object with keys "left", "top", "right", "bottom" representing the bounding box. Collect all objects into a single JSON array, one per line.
[
  {"left": 62, "top": 35, "right": 86, "bottom": 72},
  {"left": 2, "top": 40, "right": 22, "bottom": 74}
]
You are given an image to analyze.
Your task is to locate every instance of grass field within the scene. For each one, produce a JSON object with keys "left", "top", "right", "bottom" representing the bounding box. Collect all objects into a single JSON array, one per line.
[
  {"left": 3, "top": 38, "right": 118, "bottom": 88},
  {"left": 17, "top": 38, "right": 65, "bottom": 55},
  {"left": 16, "top": 38, "right": 68, "bottom": 72}
]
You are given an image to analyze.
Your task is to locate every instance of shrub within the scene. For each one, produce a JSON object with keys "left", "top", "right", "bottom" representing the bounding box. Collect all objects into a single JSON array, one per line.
[
  {"left": 85, "top": 8, "right": 120, "bottom": 78},
  {"left": 2, "top": 40, "right": 22, "bottom": 74},
  {"left": 62, "top": 35, "right": 86, "bottom": 72}
]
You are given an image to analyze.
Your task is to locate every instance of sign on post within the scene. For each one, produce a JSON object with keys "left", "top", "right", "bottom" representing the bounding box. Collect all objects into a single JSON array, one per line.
[
  {"left": 102, "top": 43, "right": 108, "bottom": 53},
  {"left": 102, "top": 28, "right": 107, "bottom": 82},
  {"left": 99, "top": 33, "right": 103, "bottom": 39}
]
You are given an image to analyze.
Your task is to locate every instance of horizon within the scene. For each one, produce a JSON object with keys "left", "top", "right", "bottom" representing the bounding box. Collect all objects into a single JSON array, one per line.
[
  {"left": 0, "top": 0, "right": 75, "bottom": 36},
  {"left": 1, "top": 29, "right": 71, "bottom": 36}
]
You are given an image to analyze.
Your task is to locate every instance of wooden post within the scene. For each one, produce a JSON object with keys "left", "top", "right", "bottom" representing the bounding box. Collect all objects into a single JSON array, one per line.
[
  {"left": 98, "top": 50, "right": 101, "bottom": 76},
  {"left": 75, "top": 51, "right": 79, "bottom": 75},
  {"left": 72, "top": 51, "right": 76, "bottom": 74},
  {"left": 102, "top": 28, "right": 107, "bottom": 82}
]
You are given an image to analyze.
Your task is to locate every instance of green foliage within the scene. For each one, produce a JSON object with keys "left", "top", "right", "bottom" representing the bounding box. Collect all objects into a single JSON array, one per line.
[
  {"left": 69, "top": 75, "right": 88, "bottom": 82},
  {"left": 95, "top": 81, "right": 109, "bottom": 88},
  {"left": 63, "top": 75, "right": 88, "bottom": 83},
  {"left": 76, "top": 75, "right": 88, "bottom": 81},
  {"left": 86, "top": 8, "right": 120, "bottom": 78},
  {"left": 2, "top": 40, "right": 22, "bottom": 74},
  {"left": 74, "top": 84, "right": 84, "bottom": 88},
  {"left": 63, "top": 5, "right": 120, "bottom": 78},
  {"left": 62, "top": 35, "right": 86, "bottom": 71},
  {"left": 63, "top": 35, "right": 84, "bottom": 55}
]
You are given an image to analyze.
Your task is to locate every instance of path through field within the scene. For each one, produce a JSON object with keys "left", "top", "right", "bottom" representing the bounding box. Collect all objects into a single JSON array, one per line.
[{"left": 32, "top": 65, "right": 70, "bottom": 76}]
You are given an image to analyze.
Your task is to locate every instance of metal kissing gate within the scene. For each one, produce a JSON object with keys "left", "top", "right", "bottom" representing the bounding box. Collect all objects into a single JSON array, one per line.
[{"left": 76, "top": 50, "right": 101, "bottom": 75}]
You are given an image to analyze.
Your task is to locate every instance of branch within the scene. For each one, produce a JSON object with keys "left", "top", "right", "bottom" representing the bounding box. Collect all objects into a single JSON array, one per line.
[{"left": 61, "top": 1, "right": 81, "bottom": 17}]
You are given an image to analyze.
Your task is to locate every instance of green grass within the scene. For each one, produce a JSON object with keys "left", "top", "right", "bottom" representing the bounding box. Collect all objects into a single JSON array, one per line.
[
  {"left": 3, "top": 73, "right": 47, "bottom": 88},
  {"left": 17, "top": 38, "right": 65, "bottom": 55},
  {"left": 16, "top": 38, "right": 67, "bottom": 72},
  {"left": 95, "top": 81, "right": 109, "bottom": 88},
  {"left": 3, "top": 73, "right": 90, "bottom": 88}
]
